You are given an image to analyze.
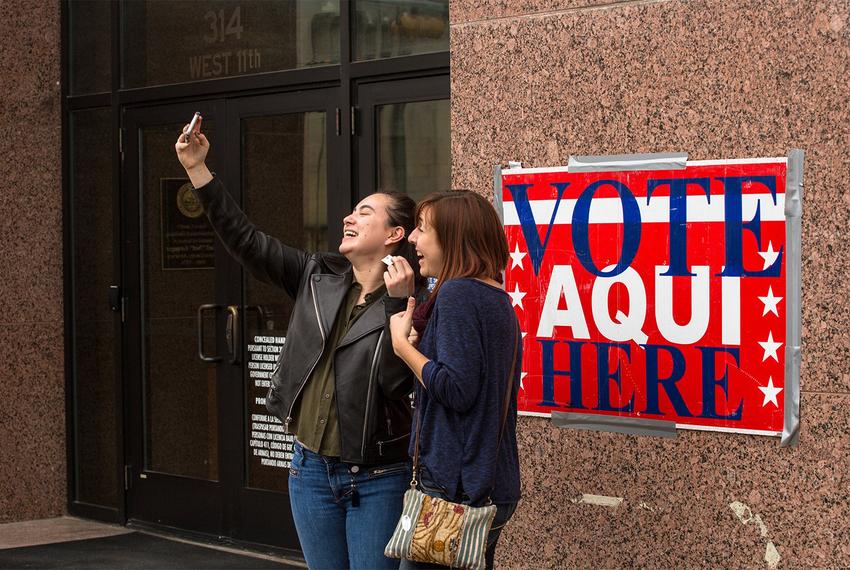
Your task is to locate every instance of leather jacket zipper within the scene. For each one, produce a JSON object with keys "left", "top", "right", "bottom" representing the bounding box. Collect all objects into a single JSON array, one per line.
[
  {"left": 376, "top": 432, "right": 410, "bottom": 457},
  {"left": 360, "top": 330, "right": 383, "bottom": 457},
  {"left": 284, "top": 278, "right": 326, "bottom": 433}
]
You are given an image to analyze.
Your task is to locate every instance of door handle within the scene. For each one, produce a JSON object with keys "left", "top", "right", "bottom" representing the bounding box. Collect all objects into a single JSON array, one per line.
[
  {"left": 244, "top": 305, "right": 268, "bottom": 330},
  {"left": 226, "top": 305, "right": 239, "bottom": 364},
  {"left": 197, "top": 304, "right": 223, "bottom": 363}
]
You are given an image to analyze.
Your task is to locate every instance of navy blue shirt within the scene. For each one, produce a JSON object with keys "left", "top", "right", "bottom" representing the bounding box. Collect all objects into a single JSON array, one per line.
[{"left": 412, "top": 278, "right": 522, "bottom": 506}]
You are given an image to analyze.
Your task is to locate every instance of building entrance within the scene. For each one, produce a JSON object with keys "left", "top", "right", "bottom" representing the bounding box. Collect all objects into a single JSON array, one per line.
[
  {"left": 122, "top": 90, "right": 341, "bottom": 547},
  {"left": 64, "top": 3, "right": 451, "bottom": 547},
  {"left": 117, "top": 80, "right": 449, "bottom": 548}
]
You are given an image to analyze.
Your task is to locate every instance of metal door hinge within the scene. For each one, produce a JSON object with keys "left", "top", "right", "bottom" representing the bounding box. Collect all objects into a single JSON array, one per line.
[
  {"left": 118, "top": 128, "right": 124, "bottom": 161},
  {"left": 350, "top": 106, "right": 358, "bottom": 136},
  {"left": 108, "top": 285, "right": 126, "bottom": 323},
  {"left": 109, "top": 285, "right": 126, "bottom": 322},
  {"left": 335, "top": 108, "right": 341, "bottom": 136}
]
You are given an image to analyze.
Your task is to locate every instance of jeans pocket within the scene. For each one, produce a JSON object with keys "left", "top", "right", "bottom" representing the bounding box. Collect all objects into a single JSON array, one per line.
[
  {"left": 367, "top": 462, "right": 409, "bottom": 479},
  {"left": 289, "top": 444, "right": 304, "bottom": 478}
]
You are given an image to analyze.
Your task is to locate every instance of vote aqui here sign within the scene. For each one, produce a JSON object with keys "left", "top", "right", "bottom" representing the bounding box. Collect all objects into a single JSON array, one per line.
[{"left": 502, "top": 157, "right": 795, "bottom": 436}]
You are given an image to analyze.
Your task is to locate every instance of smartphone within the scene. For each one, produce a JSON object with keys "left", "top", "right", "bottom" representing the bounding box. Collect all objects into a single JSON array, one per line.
[{"left": 184, "top": 112, "right": 201, "bottom": 142}]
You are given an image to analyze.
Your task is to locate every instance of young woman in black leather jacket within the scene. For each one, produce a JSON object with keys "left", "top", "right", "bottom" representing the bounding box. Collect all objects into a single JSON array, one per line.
[{"left": 176, "top": 117, "right": 422, "bottom": 569}]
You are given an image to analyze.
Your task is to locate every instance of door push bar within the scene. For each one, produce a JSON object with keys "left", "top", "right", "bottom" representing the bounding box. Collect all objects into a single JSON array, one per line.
[
  {"left": 225, "top": 305, "right": 239, "bottom": 365},
  {"left": 197, "top": 304, "right": 266, "bottom": 364},
  {"left": 243, "top": 304, "right": 268, "bottom": 330},
  {"left": 197, "top": 304, "right": 223, "bottom": 363}
]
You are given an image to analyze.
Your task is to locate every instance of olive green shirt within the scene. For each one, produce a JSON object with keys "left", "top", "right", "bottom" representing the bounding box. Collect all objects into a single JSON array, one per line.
[{"left": 292, "top": 282, "right": 386, "bottom": 457}]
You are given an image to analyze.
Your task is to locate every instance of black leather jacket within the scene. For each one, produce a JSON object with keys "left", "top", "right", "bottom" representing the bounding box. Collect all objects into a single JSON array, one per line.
[{"left": 194, "top": 177, "right": 414, "bottom": 465}]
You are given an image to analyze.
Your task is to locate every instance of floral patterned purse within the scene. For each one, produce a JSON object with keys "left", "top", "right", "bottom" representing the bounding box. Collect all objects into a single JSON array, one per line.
[
  {"left": 385, "top": 488, "right": 497, "bottom": 568},
  {"left": 384, "top": 323, "right": 519, "bottom": 569}
]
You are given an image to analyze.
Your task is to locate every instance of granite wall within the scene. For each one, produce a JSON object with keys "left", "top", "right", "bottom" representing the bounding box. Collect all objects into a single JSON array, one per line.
[
  {"left": 0, "top": 1, "right": 65, "bottom": 522},
  {"left": 449, "top": 0, "right": 850, "bottom": 567}
]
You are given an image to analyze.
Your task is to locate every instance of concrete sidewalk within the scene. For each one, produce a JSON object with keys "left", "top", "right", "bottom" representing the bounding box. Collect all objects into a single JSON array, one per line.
[{"left": 0, "top": 517, "right": 306, "bottom": 568}]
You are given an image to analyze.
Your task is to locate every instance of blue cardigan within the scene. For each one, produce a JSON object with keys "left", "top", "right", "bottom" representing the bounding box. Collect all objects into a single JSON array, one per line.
[{"left": 413, "top": 278, "right": 522, "bottom": 506}]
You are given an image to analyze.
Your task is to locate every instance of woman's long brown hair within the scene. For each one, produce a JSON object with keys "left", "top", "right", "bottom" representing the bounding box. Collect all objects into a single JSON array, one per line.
[{"left": 415, "top": 190, "right": 509, "bottom": 299}]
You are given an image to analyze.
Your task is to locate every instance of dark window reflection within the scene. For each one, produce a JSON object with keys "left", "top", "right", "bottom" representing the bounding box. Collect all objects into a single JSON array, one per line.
[
  {"left": 69, "top": 0, "right": 111, "bottom": 94},
  {"left": 354, "top": 0, "right": 448, "bottom": 61},
  {"left": 122, "top": 0, "right": 339, "bottom": 89},
  {"left": 71, "top": 108, "right": 117, "bottom": 506},
  {"left": 242, "top": 112, "right": 327, "bottom": 492},
  {"left": 377, "top": 99, "right": 450, "bottom": 200},
  {"left": 140, "top": 123, "right": 219, "bottom": 481}
]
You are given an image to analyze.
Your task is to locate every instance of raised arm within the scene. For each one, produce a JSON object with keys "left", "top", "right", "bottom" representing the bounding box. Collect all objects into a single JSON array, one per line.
[{"left": 175, "top": 118, "right": 309, "bottom": 298}]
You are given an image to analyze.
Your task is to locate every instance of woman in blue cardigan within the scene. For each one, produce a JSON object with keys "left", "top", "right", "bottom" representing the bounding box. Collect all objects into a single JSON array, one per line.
[{"left": 388, "top": 191, "right": 522, "bottom": 569}]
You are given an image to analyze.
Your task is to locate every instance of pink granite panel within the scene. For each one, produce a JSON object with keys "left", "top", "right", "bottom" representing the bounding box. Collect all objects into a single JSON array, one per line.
[
  {"left": 497, "top": 393, "right": 850, "bottom": 567},
  {"left": 451, "top": 0, "right": 850, "bottom": 393},
  {"left": 0, "top": 102, "right": 64, "bottom": 325},
  {"left": 0, "top": 0, "right": 63, "bottom": 325},
  {"left": 0, "top": 1, "right": 59, "bottom": 103},
  {"left": 502, "top": 416, "right": 641, "bottom": 567},
  {"left": 0, "top": 324, "right": 67, "bottom": 522},
  {"left": 0, "top": 0, "right": 64, "bottom": 523},
  {"left": 450, "top": 0, "right": 611, "bottom": 25},
  {"left": 454, "top": 0, "right": 850, "bottom": 566}
]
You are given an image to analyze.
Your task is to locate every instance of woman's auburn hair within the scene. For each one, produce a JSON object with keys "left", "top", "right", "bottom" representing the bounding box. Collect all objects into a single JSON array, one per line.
[{"left": 415, "top": 190, "right": 509, "bottom": 299}]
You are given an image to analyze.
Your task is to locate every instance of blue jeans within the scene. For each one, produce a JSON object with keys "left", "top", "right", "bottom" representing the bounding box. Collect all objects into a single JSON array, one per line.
[
  {"left": 398, "top": 468, "right": 518, "bottom": 570},
  {"left": 289, "top": 442, "right": 410, "bottom": 570}
]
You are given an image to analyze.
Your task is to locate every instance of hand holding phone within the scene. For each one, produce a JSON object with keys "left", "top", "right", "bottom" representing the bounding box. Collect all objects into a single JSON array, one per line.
[{"left": 175, "top": 112, "right": 212, "bottom": 187}]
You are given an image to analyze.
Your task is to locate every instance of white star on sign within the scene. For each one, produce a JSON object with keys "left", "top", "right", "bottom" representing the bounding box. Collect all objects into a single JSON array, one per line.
[
  {"left": 758, "top": 331, "right": 782, "bottom": 362},
  {"left": 757, "top": 376, "right": 783, "bottom": 408},
  {"left": 519, "top": 371, "right": 527, "bottom": 391},
  {"left": 508, "top": 284, "right": 527, "bottom": 310},
  {"left": 509, "top": 243, "right": 527, "bottom": 271},
  {"left": 757, "top": 241, "right": 780, "bottom": 271},
  {"left": 758, "top": 286, "right": 783, "bottom": 317}
]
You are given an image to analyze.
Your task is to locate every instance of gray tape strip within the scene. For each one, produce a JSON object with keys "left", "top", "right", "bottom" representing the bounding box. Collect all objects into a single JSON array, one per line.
[
  {"left": 551, "top": 412, "right": 677, "bottom": 438},
  {"left": 494, "top": 164, "right": 507, "bottom": 286},
  {"left": 492, "top": 164, "right": 504, "bottom": 223},
  {"left": 781, "top": 149, "right": 804, "bottom": 447},
  {"left": 567, "top": 152, "right": 688, "bottom": 172}
]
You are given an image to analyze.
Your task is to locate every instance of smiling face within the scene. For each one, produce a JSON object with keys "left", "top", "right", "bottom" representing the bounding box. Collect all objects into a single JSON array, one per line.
[
  {"left": 338, "top": 193, "right": 402, "bottom": 260},
  {"left": 409, "top": 207, "right": 444, "bottom": 278}
]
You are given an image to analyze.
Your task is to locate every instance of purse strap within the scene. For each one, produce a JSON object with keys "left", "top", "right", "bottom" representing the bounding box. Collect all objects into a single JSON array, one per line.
[{"left": 410, "top": 316, "right": 520, "bottom": 501}]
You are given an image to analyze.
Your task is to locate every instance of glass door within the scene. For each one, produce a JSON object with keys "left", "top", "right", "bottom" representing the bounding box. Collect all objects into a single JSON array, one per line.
[
  {"left": 123, "top": 101, "right": 230, "bottom": 534},
  {"left": 122, "top": 89, "right": 341, "bottom": 549},
  {"left": 224, "top": 89, "right": 343, "bottom": 548},
  {"left": 356, "top": 76, "right": 451, "bottom": 200}
]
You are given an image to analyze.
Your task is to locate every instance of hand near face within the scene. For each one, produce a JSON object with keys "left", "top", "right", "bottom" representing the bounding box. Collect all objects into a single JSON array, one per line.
[
  {"left": 389, "top": 297, "right": 416, "bottom": 353},
  {"left": 383, "top": 256, "right": 415, "bottom": 298}
]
